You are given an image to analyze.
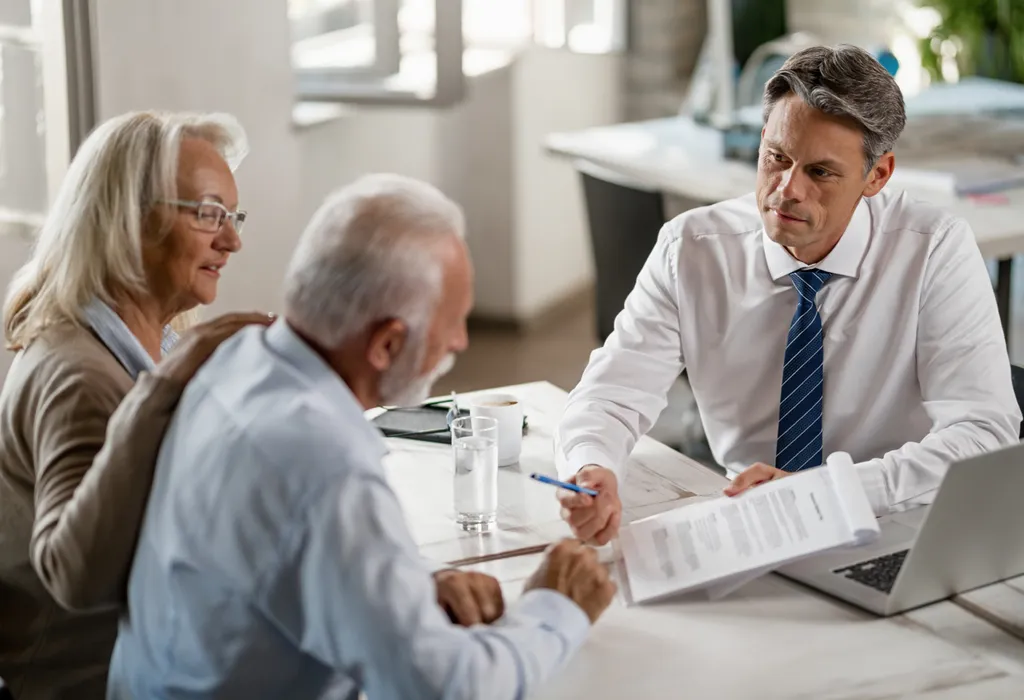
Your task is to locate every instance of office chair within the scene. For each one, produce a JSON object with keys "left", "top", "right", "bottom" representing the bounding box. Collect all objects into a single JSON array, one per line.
[
  {"left": 1012, "top": 365, "right": 1024, "bottom": 439},
  {"left": 578, "top": 162, "right": 665, "bottom": 343}
]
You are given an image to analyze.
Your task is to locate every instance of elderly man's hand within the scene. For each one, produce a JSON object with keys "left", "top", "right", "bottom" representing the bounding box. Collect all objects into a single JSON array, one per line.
[
  {"left": 558, "top": 466, "right": 622, "bottom": 545},
  {"left": 524, "top": 539, "right": 616, "bottom": 624},
  {"left": 434, "top": 570, "right": 504, "bottom": 626},
  {"left": 723, "top": 462, "right": 790, "bottom": 497}
]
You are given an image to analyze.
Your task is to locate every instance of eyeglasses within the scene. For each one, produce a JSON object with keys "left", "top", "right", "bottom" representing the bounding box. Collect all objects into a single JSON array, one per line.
[{"left": 158, "top": 199, "right": 247, "bottom": 235}]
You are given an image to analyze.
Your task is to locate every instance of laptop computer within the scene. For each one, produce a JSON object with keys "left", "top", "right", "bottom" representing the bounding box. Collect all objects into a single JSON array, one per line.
[{"left": 777, "top": 442, "right": 1024, "bottom": 616}]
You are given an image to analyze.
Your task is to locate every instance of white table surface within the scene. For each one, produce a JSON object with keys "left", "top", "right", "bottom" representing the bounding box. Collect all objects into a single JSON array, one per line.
[
  {"left": 466, "top": 551, "right": 1024, "bottom": 700},
  {"left": 378, "top": 381, "right": 726, "bottom": 566},
  {"left": 955, "top": 576, "right": 1024, "bottom": 643},
  {"left": 379, "top": 381, "right": 1024, "bottom": 698},
  {"left": 546, "top": 117, "right": 1024, "bottom": 261}
]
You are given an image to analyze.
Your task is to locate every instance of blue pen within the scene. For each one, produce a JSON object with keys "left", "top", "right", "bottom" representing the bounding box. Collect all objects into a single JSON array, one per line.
[{"left": 529, "top": 473, "right": 599, "bottom": 497}]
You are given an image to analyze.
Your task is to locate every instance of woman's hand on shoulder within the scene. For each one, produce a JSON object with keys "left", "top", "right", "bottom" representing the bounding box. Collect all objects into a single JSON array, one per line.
[{"left": 154, "top": 312, "right": 275, "bottom": 385}]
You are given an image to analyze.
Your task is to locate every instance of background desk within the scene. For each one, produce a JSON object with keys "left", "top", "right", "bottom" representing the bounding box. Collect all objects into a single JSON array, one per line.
[{"left": 546, "top": 117, "right": 1024, "bottom": 345}]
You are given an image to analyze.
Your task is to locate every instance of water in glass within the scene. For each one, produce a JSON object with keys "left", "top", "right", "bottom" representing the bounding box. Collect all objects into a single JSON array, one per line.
[{"left": 452, "top": 418, "right": 498, "bottom": 531}]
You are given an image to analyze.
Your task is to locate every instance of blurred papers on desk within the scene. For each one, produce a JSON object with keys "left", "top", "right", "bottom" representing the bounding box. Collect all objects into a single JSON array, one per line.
[
  {"left": 890, "top": 156, "right": 1024, "bottom": 197},
  {"left": 617, "top": 453, "right": 879, "bottom": 604}
]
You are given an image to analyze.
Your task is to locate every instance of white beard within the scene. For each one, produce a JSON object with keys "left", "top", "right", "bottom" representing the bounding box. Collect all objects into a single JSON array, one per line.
[{"left": 379, "top": 351, "right": 456, "bottom": 407}]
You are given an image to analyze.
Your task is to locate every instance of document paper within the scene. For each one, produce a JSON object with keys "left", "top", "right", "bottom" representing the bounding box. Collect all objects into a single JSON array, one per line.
[{"left": 620, "top": 452, "right": 880, "bottom": 604}]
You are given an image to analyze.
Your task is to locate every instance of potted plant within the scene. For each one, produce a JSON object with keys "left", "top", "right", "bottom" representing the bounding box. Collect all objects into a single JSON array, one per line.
[{"left": 917, "top": 0, "right": 1024, "bottom": 83}]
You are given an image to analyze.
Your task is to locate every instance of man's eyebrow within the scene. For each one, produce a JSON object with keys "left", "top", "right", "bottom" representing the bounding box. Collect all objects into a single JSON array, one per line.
[
  {"left": 762, "top": 141, "right": 846, "bottom": 172},
  {"left": 811, "top": 159, "right": 845, "bottom": 171}
]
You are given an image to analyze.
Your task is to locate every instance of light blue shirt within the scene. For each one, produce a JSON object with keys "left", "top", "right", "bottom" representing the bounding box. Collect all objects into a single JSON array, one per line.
[
  {"left": 108, "top": 320, "right": 589, "bottom": 700},
  {"left": 81, "top": 298, "right": 178, "bottom": 379}
]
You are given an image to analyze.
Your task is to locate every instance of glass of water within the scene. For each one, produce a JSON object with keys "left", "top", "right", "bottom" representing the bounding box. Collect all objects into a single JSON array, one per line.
[{"left": 451, "top": 416, "right": 499, "bottom": 531}]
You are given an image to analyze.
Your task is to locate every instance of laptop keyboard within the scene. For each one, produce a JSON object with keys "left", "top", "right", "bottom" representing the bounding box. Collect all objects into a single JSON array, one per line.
[{"left": 832, "top": 549, "right": 910, "bottom": 594}]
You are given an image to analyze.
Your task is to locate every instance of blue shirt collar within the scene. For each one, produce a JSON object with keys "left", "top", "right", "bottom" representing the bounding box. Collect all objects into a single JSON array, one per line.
[
  {"left": 81, "top": 299, "right": 176, "bottom": 380},
  {"left": 263, "top": 319, "right": 387, "bottom": 458}
]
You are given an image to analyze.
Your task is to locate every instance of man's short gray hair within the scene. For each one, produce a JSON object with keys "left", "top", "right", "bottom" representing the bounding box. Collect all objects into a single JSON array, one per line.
[
  {"left": 763, "top": 45, "right": 907, "bottom": 175},
  {"left": 283, "top": 174, "right": 466, "bottom": 349}
]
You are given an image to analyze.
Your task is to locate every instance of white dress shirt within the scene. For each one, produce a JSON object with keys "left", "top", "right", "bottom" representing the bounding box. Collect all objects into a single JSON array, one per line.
[
  {"left": 557, "top": 190, "right": 1021, "bottom": 516},
  {"left": 110, "top": 320, "right": 589, "bottom": 700}
]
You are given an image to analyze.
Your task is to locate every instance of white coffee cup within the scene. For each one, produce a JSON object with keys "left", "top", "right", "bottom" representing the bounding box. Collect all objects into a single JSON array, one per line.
[{"left": 468, "top": 393, "right": 523, "bottom": 467}]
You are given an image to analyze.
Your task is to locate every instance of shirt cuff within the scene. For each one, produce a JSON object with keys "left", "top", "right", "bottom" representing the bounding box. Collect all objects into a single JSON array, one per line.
[
  {"left": 561, "top": 445, "right": 618, "bottom": 481},
  {"left": 853, "top": 458, "right": 890, "bottom": 517},
  {"left": 513, "top": 589, "right": 591, "bottom": 656}
]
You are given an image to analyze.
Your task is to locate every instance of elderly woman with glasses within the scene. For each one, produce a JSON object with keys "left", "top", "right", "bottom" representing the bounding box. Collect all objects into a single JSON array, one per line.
[{"left": 0, "top": 111, "right": 272, "bottom": 700}]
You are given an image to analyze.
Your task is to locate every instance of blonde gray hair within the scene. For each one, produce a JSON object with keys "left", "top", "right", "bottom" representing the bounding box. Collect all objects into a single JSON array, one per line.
[
  {"left": 3, "top": 110, "right": 248, "bottom": 350},
  {"left": 284, "top": 173, "right": 465, "bottom": 350}
]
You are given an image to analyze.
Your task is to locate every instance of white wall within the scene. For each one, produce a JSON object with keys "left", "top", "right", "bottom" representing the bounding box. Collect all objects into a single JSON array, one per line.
[
  {"left": 0, "top": 0, "right": 623, "bottom": 388},
  {"left": 512, "top": 49, "right": 622, "bottom": 318},
  {"left": 787, "top": 0, "right": 900, "bottom": 49},
  {"left": 91, "top": 0, "right": 305, "bottom": 319},
  {"left": 300, "top": 48, "right": 622, "bottom": 321}
]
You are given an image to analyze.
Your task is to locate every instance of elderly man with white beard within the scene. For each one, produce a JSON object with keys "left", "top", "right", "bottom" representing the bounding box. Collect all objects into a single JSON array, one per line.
[{"left": 107, "top": 174, "right": 616, "bottom": 700}]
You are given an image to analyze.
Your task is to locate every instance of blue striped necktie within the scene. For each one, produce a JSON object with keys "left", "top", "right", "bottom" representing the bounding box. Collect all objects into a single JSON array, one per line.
[{"left": 776, "top": 269, "right": 831, "bottom": 472}]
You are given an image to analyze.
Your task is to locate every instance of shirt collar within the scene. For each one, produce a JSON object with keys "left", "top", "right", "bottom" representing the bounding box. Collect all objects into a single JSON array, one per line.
[
  {"left": 762, "top": 197, "right": 871, "bottom": 281},
  {"left": 263, "top": 318, "right": 387, "bottom": 458},
  {"left": 81, "top": 298, "right": 157, "bottom": 380}
]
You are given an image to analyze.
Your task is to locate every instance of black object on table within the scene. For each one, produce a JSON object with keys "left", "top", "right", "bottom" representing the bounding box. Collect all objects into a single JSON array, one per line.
[{"left": 372, "top": 404, "right": 468, "bottom": 445}]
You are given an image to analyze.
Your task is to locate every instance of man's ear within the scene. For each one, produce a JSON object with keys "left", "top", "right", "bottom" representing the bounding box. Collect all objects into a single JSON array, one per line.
[
  {"left": 367, "top": 319, "right": 408, "bottom": 372},
  {"left": 862, "top": 152, "right": 895, "bottom": 198}
]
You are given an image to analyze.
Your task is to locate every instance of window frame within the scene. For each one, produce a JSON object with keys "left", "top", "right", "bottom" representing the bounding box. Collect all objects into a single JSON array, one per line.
[{"left": 294, "top": 0, "right": 465, "bottom": 108}]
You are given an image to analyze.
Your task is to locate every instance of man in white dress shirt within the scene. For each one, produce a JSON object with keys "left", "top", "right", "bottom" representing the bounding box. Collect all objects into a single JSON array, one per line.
[{"left": 555, "top": 45, "right": 1022, "bottom": 544}]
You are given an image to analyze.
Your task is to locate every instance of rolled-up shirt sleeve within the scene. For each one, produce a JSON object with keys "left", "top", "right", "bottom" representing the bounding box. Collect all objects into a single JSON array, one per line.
[
  {"left": 273, "top": 469, "right": 591, "bottom": 700},
  {"left": 556, "top": 227, "right": 686, "bottom": 481}
]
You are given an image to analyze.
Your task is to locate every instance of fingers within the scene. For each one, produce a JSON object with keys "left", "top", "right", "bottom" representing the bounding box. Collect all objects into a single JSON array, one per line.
[
  {"left": 591, "top": 508, "right": 621, "bottom": 546},
  {"left": 571, "top": 509, "right": 609, "bottom": 543},
  {"left": 599, "top": 578, "right": 618, "bottom": 607},
  {"left": 469, "top": 573, "right": 504, "bottom": 623},
  {"left": 210, "top": 311, "right": 276, "bottom": 332},
  {"left": 437, "top": 573, "right": 481, "bottom": 627},
  {"left": 723, "top": 463, "right": 776, "bottom": 497},
  {"left": 556, "top": 490, "right": 594, "bottom": 509},
  {"left": 548, "top": 538, "right": 585, "bottom": 564},
  {"left": 559, "top": 499, "right": 620, "bottom": 543},
  {"left": 575, "top": 467, "right": 613, "bottom": 489},
  {"left": 561, "top": 503, "right": 599, "bottom": 530}
]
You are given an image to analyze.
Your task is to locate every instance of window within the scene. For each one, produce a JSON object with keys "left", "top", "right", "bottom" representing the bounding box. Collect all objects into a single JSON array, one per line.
[
  {"left": 288, "top": 0, "right": 627, "bottom": 107},
  {"left": 0, "top": 0, "right": 47, "bottom": 238},
  {"left": 0, "top": 0, "right": 90, "bottom": 239}
]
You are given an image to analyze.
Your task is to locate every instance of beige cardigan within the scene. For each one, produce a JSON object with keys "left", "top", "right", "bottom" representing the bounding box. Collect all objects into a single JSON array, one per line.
[{"left": 0, "top": 322, "right": 184, "bottom": 700}]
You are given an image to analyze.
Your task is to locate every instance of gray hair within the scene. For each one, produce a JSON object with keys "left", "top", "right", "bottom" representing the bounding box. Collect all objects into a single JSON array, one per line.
[
  {"left": 283, "top": 174, "right": 466, "bottom": 349},
  {"left": 3, "top": 110, "right": 247, "bottom": 349},
  {"left": 762, "top": 45, "right": 906, "bottom": 175}
]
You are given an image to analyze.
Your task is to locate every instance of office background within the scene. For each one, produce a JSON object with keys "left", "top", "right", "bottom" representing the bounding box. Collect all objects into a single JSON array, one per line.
[{"left": 1, "top": 0, "right": 1021, "bottom": 459}]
